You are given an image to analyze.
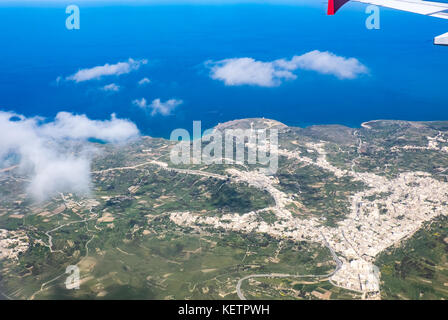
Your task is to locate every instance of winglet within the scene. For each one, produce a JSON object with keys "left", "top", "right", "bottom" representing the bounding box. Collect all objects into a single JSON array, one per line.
[
  {"left": 328, "top": 0, "right": 350, "bottom": 15},
  {"left": 434, "top": 32, "right": 448, "bottom": 46}
]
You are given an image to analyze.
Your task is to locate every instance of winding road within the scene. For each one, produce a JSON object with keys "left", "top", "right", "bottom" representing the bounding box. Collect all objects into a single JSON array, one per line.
[{"left": 236, "top": 233, "right": 343, "bottom": 300}]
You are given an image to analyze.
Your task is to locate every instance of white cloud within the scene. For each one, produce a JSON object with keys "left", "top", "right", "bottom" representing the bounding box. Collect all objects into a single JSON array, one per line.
[
  {"left": 133, "top": 98, "right": 183, "bottom": 116},
  {"left": 138, "top": 77, "right": 151, "bottom": 86},
  {"left": 207, "top": 50, "right": 368, "bottom": 87},
  {"left": 132, "top": 98, "right": 148, "bottom": 109},
  {"left": 0, "top": 111, "right": 139, "bottom": 201},
  {"left": 39, "top": 112, "right": 140, "bottom": 143},
  {"left": 276, "top": 50, "right": 369, "bottom": 80},
  {"left": 65, "top": 58, "right": 147, "bottom": 83},
  {"left": 149, "top": 99, "right": 183, "bottom": 116},
  {"left": 101, "top": 83, "right": 121, "bottom": 92},
  {"left": 207, "top": 58, "right": 296, "bottom": 87}
]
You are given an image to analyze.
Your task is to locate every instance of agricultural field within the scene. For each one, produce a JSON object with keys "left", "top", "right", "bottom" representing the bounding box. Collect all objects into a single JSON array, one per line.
[{"left": 2, "top": 118, "right": 448, "bottom": 300}]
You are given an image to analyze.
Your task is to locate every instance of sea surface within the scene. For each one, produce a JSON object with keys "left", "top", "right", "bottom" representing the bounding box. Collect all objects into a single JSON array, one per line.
[{"left": 0, "top": 3, "right": 447, "bottom": 138}]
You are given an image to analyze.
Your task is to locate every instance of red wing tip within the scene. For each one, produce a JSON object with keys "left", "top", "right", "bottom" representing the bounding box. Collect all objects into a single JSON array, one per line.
[
  {"left": 327, "top": 0, "right": 335, "bottom": 15},
  {"left": 328, "top": 0, "right": 349, "bottom": 16}
]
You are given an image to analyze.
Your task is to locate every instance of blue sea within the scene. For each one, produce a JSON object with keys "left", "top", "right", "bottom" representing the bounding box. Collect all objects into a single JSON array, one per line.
[{"left": 0, "top": 2, "right": 447, "bottom": 138}]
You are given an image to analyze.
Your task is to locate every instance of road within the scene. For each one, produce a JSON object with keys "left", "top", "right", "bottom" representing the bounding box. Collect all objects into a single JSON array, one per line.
[
  {"left": 93, "top": 160, "right": 228, "bottom": 180},
  {"left": 236, "top": 233, "right": 343, "bottom": 300},
  {"left": 44, "top": 216, "right": 96, "bottom": 253},
  {"left": 0, "top": 289, "right": 12, "bottom": 300}
]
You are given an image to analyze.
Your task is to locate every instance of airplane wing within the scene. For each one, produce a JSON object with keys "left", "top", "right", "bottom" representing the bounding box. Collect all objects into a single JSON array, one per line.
[{"left": 328, "top": 0, "right": 448, "bottom": 45}]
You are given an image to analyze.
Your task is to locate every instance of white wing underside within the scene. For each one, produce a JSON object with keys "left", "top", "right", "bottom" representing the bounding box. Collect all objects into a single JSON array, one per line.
[{"left": 354, "top": 0, "right": 448, "bottom": 19}]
